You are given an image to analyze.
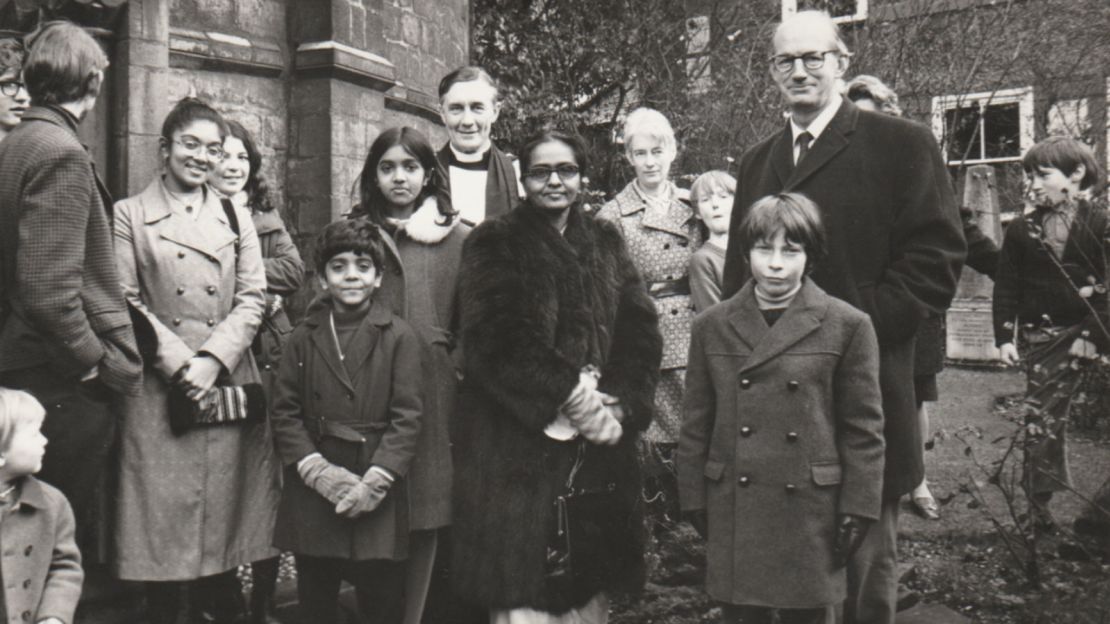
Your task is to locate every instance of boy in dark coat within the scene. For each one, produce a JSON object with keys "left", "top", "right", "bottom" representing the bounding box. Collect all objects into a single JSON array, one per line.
[
  {"left": 993, "top": 136, "right": 1108, "bottom": 524},
  {"left": 679, "top": 193, "right": 885, "bottom": 623},
  {"left": 270, "top": 219, "right": 423, "bottom": 624}
]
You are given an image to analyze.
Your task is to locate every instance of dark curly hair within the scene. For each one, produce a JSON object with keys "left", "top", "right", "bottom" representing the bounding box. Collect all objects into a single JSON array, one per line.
[
  {"left": 314, "top": 218, "right": 385, "bottom": 275},
  {"left": 225, "top": 120, "right": 277, "bottom": 213}
]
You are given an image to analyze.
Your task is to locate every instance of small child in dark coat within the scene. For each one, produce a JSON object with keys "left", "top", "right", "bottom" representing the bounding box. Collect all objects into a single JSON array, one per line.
[
  {"left": 270, "top": 220, "right": 423, "bottom": 624},
  {"left": 678, "top": 193, "right": 885, "bottom": 624},
  {"left": 0, "top": 388, "right": 83, "bottom": 624}
]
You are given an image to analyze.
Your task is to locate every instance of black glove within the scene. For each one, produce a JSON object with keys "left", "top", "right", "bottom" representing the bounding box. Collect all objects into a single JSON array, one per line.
[
  {"left": 833, "top": 513, "right": 872, "bottom": 568},
  {"left": 683, "top": 509, "right": 708, "bottom": 540}
]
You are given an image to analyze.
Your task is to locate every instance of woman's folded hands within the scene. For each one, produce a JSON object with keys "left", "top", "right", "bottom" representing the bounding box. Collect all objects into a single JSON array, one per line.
[{"left": 560, "top": 369, "right": 625, "bottom": 446}]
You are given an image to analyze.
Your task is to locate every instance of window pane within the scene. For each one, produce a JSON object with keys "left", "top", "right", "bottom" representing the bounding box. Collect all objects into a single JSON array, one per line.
[
  {"left": 798, "top": 0, "right": 859, "bottom": 19},
  {"left": 982, "top": 102, "right": 1020, "bottom": 159},
  {"left": 945, "top": 105, "right": 981, "bottom": 163}
]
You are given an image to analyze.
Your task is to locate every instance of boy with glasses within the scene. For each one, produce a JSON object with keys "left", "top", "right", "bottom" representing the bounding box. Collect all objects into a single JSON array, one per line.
[{"left": 0, "top": 38, "right": 29, "bottom": 142}]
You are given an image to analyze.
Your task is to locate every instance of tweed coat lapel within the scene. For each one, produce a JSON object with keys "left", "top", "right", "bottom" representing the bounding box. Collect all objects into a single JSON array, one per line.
[
  {"left": 785, "top": 102, "right": 857, "bottom": 191},
  {"left": 731, "top": 280, "right": 827, "bottom": 374}
]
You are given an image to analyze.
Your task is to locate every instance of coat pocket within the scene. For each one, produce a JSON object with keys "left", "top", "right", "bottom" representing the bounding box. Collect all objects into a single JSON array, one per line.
[
  {"left": 810, "top": 461, "right": 842, "bottom": 487},
  {"left": 703, "top": 459, "right": 725, "bottom": 482}
]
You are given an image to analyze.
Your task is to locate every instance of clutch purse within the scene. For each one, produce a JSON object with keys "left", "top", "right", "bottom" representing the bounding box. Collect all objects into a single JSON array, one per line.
[{"left": 168, "top": 383, "right": 265, "bottom": 436}]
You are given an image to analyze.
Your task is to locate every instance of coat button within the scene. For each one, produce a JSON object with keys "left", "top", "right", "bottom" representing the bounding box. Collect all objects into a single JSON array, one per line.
[
  {"left": 785, "top": 483, "right": 797, "bottom": 494},
  {"left": 21, "top": 579, "right": 29, "bottom": 589},
  {"left": 172, "top": 318, "right": 181, "bottom": 326},
  {"left": 786, "top": 431, "right": 799, "bottom": 442},
  {"left": 663, "top": 243, "right": 671, "bottom": 250},
  {"left": 680, "top": 240, "right": 689, "bottom": 247},
  {"left": 670, "top": 309, "right": 679, "bottom": 316},
  {"left": 787, "top": 380, "right": 800, "bottom": 391},
  {"left": 176, "top": 287, "right": 185, "bottom": 295},
  {"left": 740, "top": 426, "right": 752, "bottom": 437},
  {"left": 22, "top": 610, "right": 30, "bottom": 621},
  {"left": 740, "top": 378, "right": 751, "bottom": 389},
  {"left": 207, "top": 319, "right": 215, "bottom": 327},
  {"left": 347, "top": 393, "right": 354, "bottom": 401},
  {"left": 23, "top": 546, "right": 31, "bottom": 556},
  {"left": 207, "top": 286, "right": 217, "bottom": 295},
  {"left": 178, "top": 251, "right": 186, "bottom": 259},
  {"left": 738, "top": 476, "right": 750, "bottom": 487}
]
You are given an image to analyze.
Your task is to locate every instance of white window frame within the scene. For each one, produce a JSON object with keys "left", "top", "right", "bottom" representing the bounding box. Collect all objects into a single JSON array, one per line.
[
  {"left": 782, "top": 0, "right": 868, "bottom": 24},
  {"left": 930, "top": 87, "right": 1034, "bottom": 167}
]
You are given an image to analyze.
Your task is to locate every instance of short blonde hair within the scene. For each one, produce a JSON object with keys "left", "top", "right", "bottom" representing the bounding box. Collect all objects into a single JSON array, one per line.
[
  {"left": 622, "top": 107, "right": 676, "bottom": 156},
  {"left": 0, "top": 388, "right": 44, "bottom": 454},
  {"left": 691, "top": 170, "right": 737, "bottom": 203}
]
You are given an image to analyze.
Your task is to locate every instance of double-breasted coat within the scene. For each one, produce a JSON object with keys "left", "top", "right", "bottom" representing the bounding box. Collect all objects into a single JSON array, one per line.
[
  {"left": 112, "top": 179, "right": 280, "bottom": 580},
  {"left": 677, "top": 280, "right": 885, "bottom": 608},
  {"left": 270, "top": 301, "right": 423, "bottom": 560},
  {"left": 721, "top": 101, "right": 965, "bottom": 499},
  {"left": 452, "top": 202, "right": 663, "bottom": 614},
  {"left": 0, "top": 478, "right": 83, "bottom": 624},
  {"left": 597, "top": 182, "right": 702, "bottom": 442}
]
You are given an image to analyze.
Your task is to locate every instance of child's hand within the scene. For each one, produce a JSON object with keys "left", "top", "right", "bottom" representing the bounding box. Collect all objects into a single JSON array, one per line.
[
  {"left": 335, "top": 467, "right": 392, "bottom": 518},
  {"left": 1069, "top": 337, "right": 1098, "bottom": 360},
  {"left": 999, "top": 342, "right": 1020, "bottom": 366},
  {"left": 38, "top": 619, "right": 65, "bottom": 624},
  {"left": 599, "top": 392, "right": 624, "bottom": 423},
  {"left": 297, "top": 455, "right": 361, "bottom": 505},
  {"left": 833, "top": 514, "right": 872, "bottom": 568},
  {"left": 576, "top": 408, "right": 623, "bottom": 446}
]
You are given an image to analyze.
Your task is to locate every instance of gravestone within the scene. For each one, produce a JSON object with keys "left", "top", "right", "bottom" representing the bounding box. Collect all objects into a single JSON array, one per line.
[{"left": 946, "top": 165, "right": 1004, "bottom": 362}]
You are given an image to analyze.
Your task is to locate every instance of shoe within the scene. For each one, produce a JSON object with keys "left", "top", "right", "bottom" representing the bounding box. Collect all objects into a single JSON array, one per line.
[
  {"left": 896, "top": 586, "right": 921, "bottom": 612},
  {"left": 912, "top": 494, "right": 940, "bottom": 520}
]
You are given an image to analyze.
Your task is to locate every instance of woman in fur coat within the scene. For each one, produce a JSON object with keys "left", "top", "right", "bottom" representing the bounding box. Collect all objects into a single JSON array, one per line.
[
  {"left": 452, "top": 129, "right": 663, "bottom": 623},
  {"left": 348, "top": 126, "right": 470, "bottom": 624}
]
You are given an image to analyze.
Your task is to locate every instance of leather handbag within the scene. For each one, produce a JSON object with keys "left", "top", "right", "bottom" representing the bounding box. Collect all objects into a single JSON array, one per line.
[{"left": 546, "top": 439, "right": 623, "bottom": 592}]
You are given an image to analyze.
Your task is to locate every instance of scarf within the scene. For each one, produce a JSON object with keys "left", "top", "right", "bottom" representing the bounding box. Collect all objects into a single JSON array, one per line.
[{"left": 436, "top": 142, "right": 520, "bottom": 220}]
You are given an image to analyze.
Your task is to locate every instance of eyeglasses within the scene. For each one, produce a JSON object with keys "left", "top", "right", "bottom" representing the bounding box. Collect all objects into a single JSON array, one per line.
[
  {"left": 770, "top": 51, "right": 838, "bottom": 74},
  {"left": 174, "top": 138, "right": 225, "bottom": 160},
  {"left": 0, "top": 80, "right": 24, "bottom": 97},
  {"left": 523, "top": 164, "right": 580, "bottom": 184}
]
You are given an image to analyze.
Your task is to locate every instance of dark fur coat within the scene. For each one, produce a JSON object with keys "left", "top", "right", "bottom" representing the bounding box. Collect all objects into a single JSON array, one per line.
[{"left": 452, "top": 202, "right": 662, "bottom": 613}]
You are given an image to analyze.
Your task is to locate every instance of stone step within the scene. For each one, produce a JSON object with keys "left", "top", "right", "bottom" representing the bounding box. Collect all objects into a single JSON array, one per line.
[{"left": 896, "top": 602, "right": 971, "bottom": 624}]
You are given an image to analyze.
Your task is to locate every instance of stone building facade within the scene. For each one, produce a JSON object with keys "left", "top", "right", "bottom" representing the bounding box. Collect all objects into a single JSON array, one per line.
[{"left": 3, "top": 0, "right": 468, "bottom": 250}]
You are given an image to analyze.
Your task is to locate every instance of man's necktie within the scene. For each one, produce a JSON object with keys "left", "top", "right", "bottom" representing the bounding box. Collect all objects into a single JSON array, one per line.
[{"left": 795, "top": 131, "right": 813, "bottom": 166}]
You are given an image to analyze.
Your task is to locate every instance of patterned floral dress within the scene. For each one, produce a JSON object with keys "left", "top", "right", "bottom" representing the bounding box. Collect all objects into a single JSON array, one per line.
[{"left": 597, "top": 181, "right": 702, "bottom": 443}]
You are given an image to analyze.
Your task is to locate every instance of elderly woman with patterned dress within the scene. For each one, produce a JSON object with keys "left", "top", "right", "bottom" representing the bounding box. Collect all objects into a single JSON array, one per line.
[
  {"left": 596, "top": 107, "right": 701, "bottom": 522},
  {"left": 452, "top": 129, "right": 662, "bottom": 623}
]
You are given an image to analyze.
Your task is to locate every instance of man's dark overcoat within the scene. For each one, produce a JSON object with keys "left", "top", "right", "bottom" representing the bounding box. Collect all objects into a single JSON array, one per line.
[
  {"left": 721, "top": 102, "right": 965, "bottom": 499},
  {"left": 452, "top": 203, "right": 662, "bottom": 613},
  {"left": 678, "top": 280, "right": 885, "bottom": 607}
]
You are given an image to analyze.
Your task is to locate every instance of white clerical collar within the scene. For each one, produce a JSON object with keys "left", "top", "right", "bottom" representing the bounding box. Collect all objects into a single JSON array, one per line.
[
  {"left": 450, "top": 143, "right": 490, "bottom": 164},
  {"left": 790, "top": 94, "right": 843, "bottom": 145}
]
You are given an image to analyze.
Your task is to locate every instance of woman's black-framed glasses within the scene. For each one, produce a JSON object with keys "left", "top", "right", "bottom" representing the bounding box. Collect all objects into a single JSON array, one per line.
[
  {"left": 770, "top": 50, "right": 837, "bottom": 74},
  {"left": 173, "top": 137, "right": 225, "bottom": 160},
  {"left": 0, "top": 80, "right": 24, "bottom": 97},
  {"left": 523, "top": 164, "right": 580, "bottom": 184}
]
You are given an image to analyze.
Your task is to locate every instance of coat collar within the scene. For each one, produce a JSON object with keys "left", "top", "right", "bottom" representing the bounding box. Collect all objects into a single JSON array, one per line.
[
  {"left": 305, "top": 298, "right": 393, "bottom": 393},
  {"left": 137, "top": 178, "right": 236, "bottom": 261},
  {"left": 772, "top": 99, "right": 859, "bottom": 190},
  {"left": 390, "top": 197, "right": 458, "bottom": 245},
  {"left": 726, "top": 279, "right": 829, "bottom": 374},
  {"left": 13, "top": 476, "right": 48, "bottom": 511},
  {"left": 20, "top": 105, "right": 80, "bottom": 137},
  {"left": 250, "top": 206, "right": 285, "bottom": 236},
  {"left": 612, "top": 182, "right": 696, "bottom": 239}
]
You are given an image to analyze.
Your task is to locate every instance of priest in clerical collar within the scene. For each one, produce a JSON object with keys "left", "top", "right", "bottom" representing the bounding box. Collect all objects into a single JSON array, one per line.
[{"left": 435, "top": 66, "right": 523, "bottom": 225}]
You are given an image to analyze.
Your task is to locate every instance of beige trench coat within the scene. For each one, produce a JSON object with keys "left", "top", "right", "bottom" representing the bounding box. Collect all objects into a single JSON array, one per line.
[{"left": 112, "top": 178, "right": 280, "bottom": 581}]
